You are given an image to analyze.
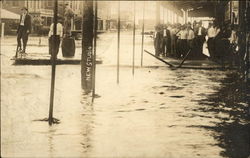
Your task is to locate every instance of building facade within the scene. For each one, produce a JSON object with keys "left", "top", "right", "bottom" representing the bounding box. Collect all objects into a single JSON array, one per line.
[{"left": 2, "top": 0, "right": 83, "bottom": 26}]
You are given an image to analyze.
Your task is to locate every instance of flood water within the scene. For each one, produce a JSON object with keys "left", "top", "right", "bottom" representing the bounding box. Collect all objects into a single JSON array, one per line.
[{"left": 1, "top": 32, "right": 250, "bottom": 158}]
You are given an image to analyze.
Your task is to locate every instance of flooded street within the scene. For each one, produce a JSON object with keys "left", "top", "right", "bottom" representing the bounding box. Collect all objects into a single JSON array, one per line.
[{"left": 1, "top": 32, "right": 250, "bottom": 158}]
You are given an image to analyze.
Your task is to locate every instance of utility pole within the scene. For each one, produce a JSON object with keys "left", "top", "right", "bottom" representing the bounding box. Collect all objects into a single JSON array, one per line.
[
  {"left": 81, "top": 1, "right": 94, "bottom": 93},
  {"left": 141, "top": 1, "right": 145, "bottom": 67},
  {"left": 48, "top": 0, "right": 58, "bottom": 125},
  {"left": 117, "top": 1, "right": 120, "bottom": 84}
]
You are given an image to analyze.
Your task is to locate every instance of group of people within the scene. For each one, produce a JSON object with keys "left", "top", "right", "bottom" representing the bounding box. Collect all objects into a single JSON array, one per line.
[
  {"left": 154, "top": 20, "right": 239, "bottom": 65},
  {"left": 154, "top": 21, "right": 206, "bottom": 59},
  {"left": 16, "top": 4, "right": 74, "bottom": 56}
]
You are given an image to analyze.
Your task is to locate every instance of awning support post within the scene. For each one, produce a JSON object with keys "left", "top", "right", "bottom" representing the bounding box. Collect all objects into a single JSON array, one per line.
[
  {"left": 132, "top": 1, "right": 136, "bottom": 75},
  {"left": 141, "top": 1, "right": 145, "bottom": 67}
]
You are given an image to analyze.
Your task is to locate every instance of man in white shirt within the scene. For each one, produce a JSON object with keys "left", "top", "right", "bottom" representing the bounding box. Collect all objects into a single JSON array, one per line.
[
  {"left": 207, "top": 22, "right": 216, "bottom": 59},
  {"left": 177, "top": 25, "right": 188, "bottom": 58},
  {"left": 194, "top": 21, "right": 206, "bottom": 59},
  {"left": 48, "top": 18, "right": 63, "bottom": 56},
  {"left": 17, "top": 7, "right": 31, "bottom": 54},
  {"left": 186, "top": 24, "right": 195, "bottom": 58}
]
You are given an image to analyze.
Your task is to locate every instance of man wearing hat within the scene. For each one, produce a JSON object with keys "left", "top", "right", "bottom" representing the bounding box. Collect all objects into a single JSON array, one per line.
[{"left": 17, "top": 7, "right": 32, "bottom": 54}]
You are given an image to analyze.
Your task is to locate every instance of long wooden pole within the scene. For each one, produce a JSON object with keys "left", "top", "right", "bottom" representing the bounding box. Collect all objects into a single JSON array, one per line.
[
  {"left": 141, "top": 1, "right": 145, "bottom": 67},
  {"left": 132, "top": 1, "right": 136, "bottom": 75},
  {"left": 48, "top": 0, "right": 58, "bottom": 125},
  {"left": 81, "top": 1, "right": 94, "bottom": 92},
  {"left": 117, "top": 1, "right": 120, "bottom": 84},
  {"left": 92, "top": 0, "right": 98, "bottom": 101},
  {"left": 144, "top": 50, "right": 174, "bottom": 67},
  {"left": 177, "top": 49, "right": 191, "bottom": 68}
]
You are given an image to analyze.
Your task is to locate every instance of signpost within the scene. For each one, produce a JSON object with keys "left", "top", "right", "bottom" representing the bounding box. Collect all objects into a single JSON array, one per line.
[{"left": 81, "top": 1, "right": 94, "bottom": 93}]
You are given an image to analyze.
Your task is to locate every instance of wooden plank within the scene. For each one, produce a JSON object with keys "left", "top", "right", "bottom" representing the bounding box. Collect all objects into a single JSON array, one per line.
[
  {"left": 144, "top": 50, "right": 175, "bottom": 67},
  {"left": 12, "top": 52, "right": 102, "bottom": 65}
]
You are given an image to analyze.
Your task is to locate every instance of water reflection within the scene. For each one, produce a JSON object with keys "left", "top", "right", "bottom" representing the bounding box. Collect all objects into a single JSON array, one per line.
[
  {"left": 79, "top": 91, "right": 94, "bottom": 156},
  {"left": 186, "top": 72, "right": 250, "bottom": 158},
  {"left": 48, "top": 127, "right": 56, "bottom": 158}
]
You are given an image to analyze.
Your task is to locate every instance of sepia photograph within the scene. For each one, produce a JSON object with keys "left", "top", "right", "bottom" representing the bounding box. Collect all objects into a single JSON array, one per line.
[{"left": 1, "top": 0, "right": 250, "bottom": 157}]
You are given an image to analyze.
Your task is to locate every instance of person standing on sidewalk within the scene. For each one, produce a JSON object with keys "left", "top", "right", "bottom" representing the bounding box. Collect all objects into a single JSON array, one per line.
[
  {"left": 154, "top": 25, "right": 163, "bottom": 57},
  {"left": 48, "top": 18, "right": 63, "bottom": 56},
  {"left": 187, "top": 24, "right": 195, "bottom": 59},
  {"left": 162, "top": 24, "right": 171, "bottom": 57},
  {"left": 207, "top": 22, "right": 217, "bottom": 59},
  {"left": 194, "top": 21, "right": 206, "bottom": 58},
  {"left": 177, "top": 25, "right": 188, "bottom": 58},
  {"left": 17, "top": 7, "right": 31, "bottom": 54}
]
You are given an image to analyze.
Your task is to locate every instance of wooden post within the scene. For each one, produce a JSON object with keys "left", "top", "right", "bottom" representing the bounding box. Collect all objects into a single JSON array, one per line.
[
  {"left": 163, "top": 7, "right": 164, "bottom": 24},
  {"left": 141, "top": 1, "right": 145, "bottom": 67},
  {"left": 1, "top": 23, "right": 4, "bottom": 39},
  {"left": 156, "top": 1, "right": 160, "bottom": 25},
  {"left": 92, "top": 0, "right": 98, "bottom": 100},
  {"left": 48, "top": 0, "right": 58, "bottom": 126},
  {"left": 132, "top": 1, "right": 136, "bottom": 75},
  {"left": 81, "top": 1, "right": 94, "bottom": 93},
  {"left": 117, "top": 1, "right": 120, "bottom": 84}
]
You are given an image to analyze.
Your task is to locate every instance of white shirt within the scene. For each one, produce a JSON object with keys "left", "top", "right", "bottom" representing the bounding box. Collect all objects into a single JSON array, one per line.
[
  {"left": 198, "top": 27, "right": 202, "bottom": 35},
  {"left": 187, "top": 29, "right": 195, "bottom": 40},
  {"left": 207, "top": 27, "right": 216, "bottom": 38},
  {"left": 48, "top": 23, "right": 63, "bottom": 37},
  {"left": 20, "top": 13, "right": 26, "bottom": 26},
  {"left": 229, "top": 30, "right": 237, "bottom": 44},
  {"left": 170, "top": 28, "right": 178, "bottom": 36},
  {"left": 177, "top": 30, "right": 188, "bottom": 39}
]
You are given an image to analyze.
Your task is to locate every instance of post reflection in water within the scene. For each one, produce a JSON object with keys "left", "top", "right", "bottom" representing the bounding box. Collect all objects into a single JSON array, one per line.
[
  {"left": 48, "top": 127, "right": 56, "bottom": 158},
  {"left": 79, "top": 91, "right": 94, "bottom": 156}
]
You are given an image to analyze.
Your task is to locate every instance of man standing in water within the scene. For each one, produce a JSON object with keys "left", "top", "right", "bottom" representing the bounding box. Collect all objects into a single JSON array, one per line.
[{"left": 17, "top": 7, "right": 31, "bottom": 54}]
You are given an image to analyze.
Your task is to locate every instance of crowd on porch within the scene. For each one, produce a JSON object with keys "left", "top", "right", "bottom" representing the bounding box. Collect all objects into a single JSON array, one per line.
[{"left": 153, "top": 20, "right": 240, "bottom": 66}]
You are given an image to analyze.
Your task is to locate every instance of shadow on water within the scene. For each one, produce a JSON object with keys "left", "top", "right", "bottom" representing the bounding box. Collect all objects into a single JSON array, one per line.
[{"left": 188, "top": 72, "right": 250, "bottom": 158}]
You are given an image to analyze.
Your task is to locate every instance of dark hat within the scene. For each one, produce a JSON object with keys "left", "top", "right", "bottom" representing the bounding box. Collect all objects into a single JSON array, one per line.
[{"left": 21, "top": 7, "right": 28, "bottom": 11}]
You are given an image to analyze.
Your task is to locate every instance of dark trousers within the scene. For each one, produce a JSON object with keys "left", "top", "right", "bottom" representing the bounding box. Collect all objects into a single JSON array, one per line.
[
  {"left": 171, "top": 36, "right": 177, "bottom": 56},
  {"left": 17, "top": 26, "right": 29, "bottom": 52},
  {"left": 154, "top": 35, "right": 163, "bottom": 57},
  {"left": 215, "top": 38, "right": 230, "bottom": 66},
  {"left": 187, "top": 39, "right": 194, "bottom": 58},
  {"left": 162, "top": 37, "right": 168, "bottom": 57},
  {"left": 49, "top": 35, "right": 61, "bottom": 56},
  {"left": 195, "top": 36, "right": 205, "bottom": 58},
  {"left": 178, "top": 39, "right": 188, "bottom": 58},
  {"left": 207, "top": 37, "right": 215, "bottom": 58}
]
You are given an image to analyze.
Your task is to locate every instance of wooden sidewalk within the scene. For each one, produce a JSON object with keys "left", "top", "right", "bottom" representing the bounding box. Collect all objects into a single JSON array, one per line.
[
  {"left": 144, "top": 49, "right": 236, "bottom": 70},
  {"left": 11, "top": 53, "right": 103, "bottom": 65}
]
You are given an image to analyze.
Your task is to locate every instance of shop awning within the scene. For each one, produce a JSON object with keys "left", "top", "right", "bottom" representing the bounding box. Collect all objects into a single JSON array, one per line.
[
  {"left": 1, "top": 8, "right": 20, "bottom": 20},
  {"left": 161, "top": 0, "right": 218, "bottom": 17}
]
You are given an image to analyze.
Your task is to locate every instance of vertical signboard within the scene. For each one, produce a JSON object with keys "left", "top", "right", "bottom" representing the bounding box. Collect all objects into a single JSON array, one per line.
[{"left": 81, "top": 1, "right": 94, "bottom": 93}]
